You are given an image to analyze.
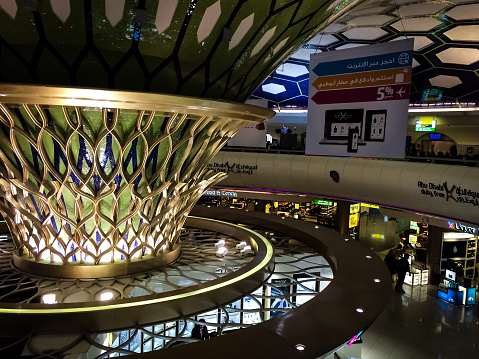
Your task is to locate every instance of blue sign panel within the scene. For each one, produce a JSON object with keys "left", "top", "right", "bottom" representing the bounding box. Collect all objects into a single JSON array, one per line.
[
  {"left": 312, "top": 51, "right": 413, "bottom": 77},
  {"left": 438, "top": 289, "right": 457, "bottom": 304},
  {"left": 466, "top": 288, "right": 476, "bottom": 306}
]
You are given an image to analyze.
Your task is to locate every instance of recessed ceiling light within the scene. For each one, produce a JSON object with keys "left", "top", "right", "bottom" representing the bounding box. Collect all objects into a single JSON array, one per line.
[
  {"left": 366, "top": 255, "right": 372, "bottom": 259},
  {"left": 356, "top": 308, "right": 364, "bottom": 313},
  {"left": 344, "top": 238, "right": 349, "bottom": 241},
  {"left": 315, "top": 225, "right": 319, "bottom": 228},
  {"left": 374, "top": 279, "right": 381, "bottom": 283},
  {"left": 295, "top": 344, "right": 306, "bottom": 351}
]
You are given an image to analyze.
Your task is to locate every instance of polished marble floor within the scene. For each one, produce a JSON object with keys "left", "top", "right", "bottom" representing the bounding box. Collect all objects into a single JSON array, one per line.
[{"left": 347, "top": 283, "right": 479, "bottom": 359}]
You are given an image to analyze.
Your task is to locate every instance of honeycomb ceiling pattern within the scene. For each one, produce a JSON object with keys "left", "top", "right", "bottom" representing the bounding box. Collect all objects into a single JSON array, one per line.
[
  {"left": 251, "top": 0, "right": 479, "bottom": 109},
  {"left": 0, "top": 0, "right": 359, "bottom": 102}
]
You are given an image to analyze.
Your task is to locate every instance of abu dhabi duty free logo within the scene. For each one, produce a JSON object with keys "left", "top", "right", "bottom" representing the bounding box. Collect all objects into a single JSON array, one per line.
[{"left": 417, "top": 181, "right": 478, "bottom": 207}]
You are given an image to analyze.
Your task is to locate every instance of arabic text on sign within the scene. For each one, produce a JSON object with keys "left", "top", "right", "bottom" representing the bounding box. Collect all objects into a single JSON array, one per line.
[{"left": 311, "top": 83, "right": 411, "bottom": 105}]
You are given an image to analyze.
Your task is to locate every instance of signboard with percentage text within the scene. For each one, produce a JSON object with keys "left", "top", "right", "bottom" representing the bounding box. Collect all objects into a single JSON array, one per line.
[{"left": 306, "top": 40, "right": 414, "bottom": 158}]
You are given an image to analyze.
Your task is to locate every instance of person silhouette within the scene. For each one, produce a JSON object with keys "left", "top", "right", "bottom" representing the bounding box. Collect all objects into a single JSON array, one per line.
[
  {"left": 191, "top": 319, "right": 210, "bottom": 340},
  {"left": 395, "top": 253, "right": 410, "bottom": 293}
]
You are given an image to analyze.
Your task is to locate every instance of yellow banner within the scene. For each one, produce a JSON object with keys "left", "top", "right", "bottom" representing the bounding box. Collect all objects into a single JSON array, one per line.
[
  {"left": 349, "top": 213, "right": 359, "bottom": 228},
  {"left": 361, "top": 203, "right": 380, "bottom": 209},
  {"left": 350, "top": 203, "right": 360, "bottom": 214}
]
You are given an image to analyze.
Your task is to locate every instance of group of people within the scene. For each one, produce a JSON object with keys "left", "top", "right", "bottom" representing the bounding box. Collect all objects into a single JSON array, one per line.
[
  {"left": 407, "top": 144, "right": 467, "bottom": 159},
  {"left": 384, "top": 244, "right": 410, "bottom": 294},
  {"left": 191, "top": 319, "right": 210, "bottom": 340}
]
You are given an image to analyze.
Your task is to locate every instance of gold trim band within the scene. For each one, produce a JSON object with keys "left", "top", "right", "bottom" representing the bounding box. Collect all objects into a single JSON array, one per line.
[
  {"left": 12, "top": 244, "right": 181, "bottom": 279},
  {"left": 0, "top": 84, "right": 276, "bottom": 123}
]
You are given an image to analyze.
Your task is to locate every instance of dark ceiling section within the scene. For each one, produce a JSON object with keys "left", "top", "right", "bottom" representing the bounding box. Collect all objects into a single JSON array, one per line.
[
  {"left": 0, "top": 0, "right": 348, "bottom": 102},
  {"left": 251, "top": 0, "right": 479, "bottom": 109}
]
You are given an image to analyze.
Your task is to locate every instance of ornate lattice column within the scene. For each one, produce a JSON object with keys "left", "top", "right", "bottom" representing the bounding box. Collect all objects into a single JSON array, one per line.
[
  {"left": 0, "top": 0, "right": 359, "bottom": 278},
  {"left": 0, "top": 85, "right": 274, "bottom": 277}
]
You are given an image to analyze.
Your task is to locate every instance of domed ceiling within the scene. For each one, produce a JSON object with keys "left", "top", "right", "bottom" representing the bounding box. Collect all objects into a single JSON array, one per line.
[
  {"left": 0, "top": 0, "right": 360, "bottom": 102},
  {"left": 252, "top": 0, "right": 479, "bottom": 110}
]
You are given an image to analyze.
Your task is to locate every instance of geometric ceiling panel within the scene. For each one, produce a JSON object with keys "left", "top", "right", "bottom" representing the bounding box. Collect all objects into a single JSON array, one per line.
[
  {"left": 197, "top": 1, "right": 221, "bottom": 43},
  {"left": 0, "top": 0, "right": 353, "bottom": 103},
  {"left": 321, "top": 23, "right": 347, "bottom": 34},
  {"left": 0, "top": 0, "right": 17, "bottom": 19},
  {"left": 197, "top": 0, "right": 221, "bottom": 43},
  {"left": 155, "top": 0, "right": 178, "bottom": 34},
  {"left": 262, "top": 83, "right": 286, "bottom": 95},
  {"left": 306, "top": 33, "right": 338, "bottom": 46},
  {"left": 342, "top": 27, "right": 388, "bottom": 41},
  {"left": 50, "top": 0, "right": 71, "bottom": 23},
  {"left": 290, "top": 48, "right": 317, "bottom": 61},
  {"left": 229, "top": 13, "right": 254, "bottom": 51},
  {"left": 391, "top": 17, "right": 442, "bottom": 32},
  {"left": 263, "top": 37, "right": 291, "bottom": 64},
  {"left": 249, "top": 0, "right": 479, "bottom": 108},
  {"left": 436, "top": 48, "right": 479, "bottom": 65},
  {"left": 446, "top": 3, "right": 479, "bottom": 21},
  {"left": 335, "top": 43, "right": 368, "bottom": 51},
  {"left": 105, "top": 0, "right": 125, "bottom": 27},
  {"left": 392, "top": 36, "right": 434, "bottom": 51},
  {"left": 348, "top": 15, "right": 394, "bottom": 26},
  {"left": 398, "top": 3, "right": 448, "bottom": 17},
  {"left": 445, "top": 25, "right": 479, "bottom": 42},
  {"left": 251, "top": 26, "right": 277, "bottom": 57},
  {"left": 429, "top": 75, "right": 462, "bottom": 88},
  {"left": 275, "top": 63, "right": 308, "bottom": 78},
  {"left": 410, "top": 36, "right": 434, "bottom": 52},
  {"left": 250, "top": 62, "right": 308, "bottom": 108},
  {"left": 273, "top": 37, "right": 289, "bottom": 56}
]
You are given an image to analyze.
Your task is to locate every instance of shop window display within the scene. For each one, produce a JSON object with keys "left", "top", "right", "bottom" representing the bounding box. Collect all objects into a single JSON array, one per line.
[{"left": 402, "top": 222, "right": 429, "bottom": 286}]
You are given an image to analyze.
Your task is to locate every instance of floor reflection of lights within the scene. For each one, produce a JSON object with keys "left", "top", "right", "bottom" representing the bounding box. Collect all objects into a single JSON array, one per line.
[
  {"left": 0, "top": 224, "right": 333, "bottom": 358},
  {"left": 0, "top": 228, "right": 254, "bottom": 304}
]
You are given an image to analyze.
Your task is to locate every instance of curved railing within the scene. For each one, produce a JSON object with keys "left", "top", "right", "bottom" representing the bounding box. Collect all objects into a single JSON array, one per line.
[
  {"left": 121, "top": 206, "right": 391, "bottom": 359},
  {"left": 220, "top": 146, "right": 479, "bottom": 167}
]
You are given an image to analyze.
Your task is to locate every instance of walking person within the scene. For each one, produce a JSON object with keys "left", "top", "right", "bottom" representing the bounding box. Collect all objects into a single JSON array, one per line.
[
  {"left": 384, "top": 248, "right": 397, "bottom": 282},
  {"left": 395, "top": 253, "right": 410, "bottom": 293}
]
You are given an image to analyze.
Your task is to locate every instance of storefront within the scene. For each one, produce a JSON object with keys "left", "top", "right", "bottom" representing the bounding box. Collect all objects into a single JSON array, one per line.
[{"left": 199, "top": 192, "right": 338, "bottom": 229}]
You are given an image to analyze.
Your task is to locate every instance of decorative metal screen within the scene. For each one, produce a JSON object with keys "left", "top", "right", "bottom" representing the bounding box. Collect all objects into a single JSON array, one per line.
[{"left": 0, "top": 103, "right": 248, "bottom": 266}]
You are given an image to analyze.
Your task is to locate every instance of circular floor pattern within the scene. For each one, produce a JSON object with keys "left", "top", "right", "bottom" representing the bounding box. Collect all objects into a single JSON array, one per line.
[
  {"left": 0, "top": 216, "right": 274, "bottom": 337},
  {"left": 0, "top": 228, "right": 255, "bottom": 305},
  {"left": 0, "top": 224, "right": 333, "bottom": 358}
]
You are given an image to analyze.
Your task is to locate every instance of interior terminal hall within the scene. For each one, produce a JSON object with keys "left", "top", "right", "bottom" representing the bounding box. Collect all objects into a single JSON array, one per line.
[{"left": 0, "top": 0, "right": 478, "bottom": 358}]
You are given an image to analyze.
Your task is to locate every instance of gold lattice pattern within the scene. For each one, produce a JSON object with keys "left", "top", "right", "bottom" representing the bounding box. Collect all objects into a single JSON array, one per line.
[{"left": 0, "top": 103, "right": 247, "bottom": 265}]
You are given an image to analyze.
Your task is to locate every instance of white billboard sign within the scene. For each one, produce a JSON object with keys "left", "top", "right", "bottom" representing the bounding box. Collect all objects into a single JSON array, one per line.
[{"left": 306, "top": 40, "right": 414, "bottom": 158}]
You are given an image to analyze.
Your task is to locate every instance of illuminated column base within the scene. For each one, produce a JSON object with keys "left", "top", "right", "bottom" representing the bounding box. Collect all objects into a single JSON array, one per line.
[{"left": 13, "top": 243, "right": 181, "bottom": 279}]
